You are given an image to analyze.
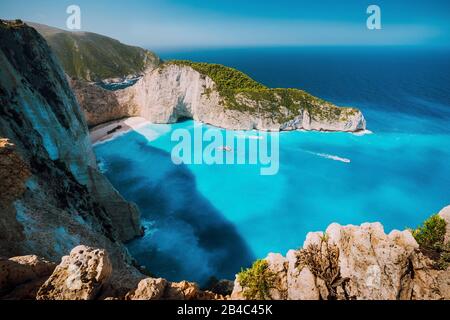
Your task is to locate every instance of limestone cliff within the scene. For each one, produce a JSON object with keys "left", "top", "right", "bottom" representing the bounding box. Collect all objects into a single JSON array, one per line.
[
  {"left": 2, "top": 210, "right": 449, "bottom": 300},
  {"left": 72, "top": 61, "right": 366, "bottom": 132},
  {"left": 0, "top": 19, "right": 142, "bottom": 285},
  {"left": 231, "top": 213, "right": 450, "bottom": 300},
  {"left": 69, "top": 78, "right": 140, "bottom": 127}
]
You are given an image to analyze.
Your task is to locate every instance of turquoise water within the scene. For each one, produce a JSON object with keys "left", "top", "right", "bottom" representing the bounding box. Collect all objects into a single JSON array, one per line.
[{"left": 94, "top": 47, "right": 450, "bottom": 285}]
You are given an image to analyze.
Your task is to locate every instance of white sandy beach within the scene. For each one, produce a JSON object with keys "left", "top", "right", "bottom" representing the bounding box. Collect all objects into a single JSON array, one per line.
[{"left": 89, "top": 117, "right": 150, "bottom": 145}]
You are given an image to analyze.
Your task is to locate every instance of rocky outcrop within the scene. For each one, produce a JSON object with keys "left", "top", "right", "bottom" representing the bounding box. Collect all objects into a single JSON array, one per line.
[
  {"left": 439, "top": 206, "right": 450, "bottom": 243},
  {"left": 0, "top": 255, "right": 56, "bottom": 299},
  {"left": 232, "top": 222, "right": 450, "bottom": 300},
  {"left": 37, "top": 246, "right": 112, "bottom": 300},
  {"left": 72, "top": 62, "right": 366, "bottom": 132},
  {"left": 2, "top": 246, "right": 223, "bottom": 300},
  {"left": 2, "top": 216, "right": 450, "bottom": 301},
  {"left": 87, "top": 168, "right": 143, "bottom": 242},
  {"left": 121, "top": 63, "right": 365, "bottom": 132},
  {"left": 0, "top": 19, "right": 142, "bottom": 287},
  {"left": 69, "top": 78, "right": 140, "bottom": 127},
  {"left": 125, "top": 277, "right": 168, "bottom": 300},
  {"left": 0, "top": 139, "right": 30, "bottom": 256}
]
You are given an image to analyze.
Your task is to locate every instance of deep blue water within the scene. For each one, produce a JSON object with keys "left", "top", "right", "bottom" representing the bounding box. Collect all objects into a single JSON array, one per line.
[{"left": 94, "top": 47, "right": 450, "bottom": 285}]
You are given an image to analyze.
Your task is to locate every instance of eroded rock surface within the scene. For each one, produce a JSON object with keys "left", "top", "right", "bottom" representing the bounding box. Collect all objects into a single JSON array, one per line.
[
  {"left": 126, "top": 278, "right": 225, "bottom": 300},
  {"left": 0, "top": 20, "right": 141, "bottom": 276},
  {"left": 37, "top": 246, "right": 112, "bottom": 300},
  {"left": 232, "top": 222, "right": 450, "bottom": 300},
  {"left": 0, "top": 255, "right": 56, "bottom": 299}
]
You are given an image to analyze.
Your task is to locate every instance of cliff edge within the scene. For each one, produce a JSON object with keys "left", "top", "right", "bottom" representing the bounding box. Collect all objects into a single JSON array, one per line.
[
  {"left": 0, "top": 20, "right": 143, "bottom": 291},
  {"left": 73, "top": 61, "right": 366, "bottom": 132}
]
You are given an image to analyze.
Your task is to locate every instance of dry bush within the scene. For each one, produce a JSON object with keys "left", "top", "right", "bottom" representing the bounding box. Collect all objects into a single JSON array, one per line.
[{"left": 296, "top": 235, "right": 347, "bottom": 299}]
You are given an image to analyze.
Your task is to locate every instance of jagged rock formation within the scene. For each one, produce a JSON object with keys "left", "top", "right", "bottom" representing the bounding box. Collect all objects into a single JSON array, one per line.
[
  {"left": 126, "top": 278, "right": 224, "bottom": 300},
  {"left": 73, "top": 62, "right": 366, "bottom": 132},
  {"left": 69, "top": 78, "right": 140, "bottom": 127},
  {"left": 0, "top": 139, "right": 30, "bottom": 255},
  {"left": 232, "top": 222, "right": 450, "bottom": 300},
  {"left": 1, "top": 245, "right": 224, "bottom": 300},
  {"left": 0, "top": 19, "right": 142, "bottom": 289},
  {"left": 37, "top": 246, "right": 112, "bottom": 300},
  {"left": 3, "top": 216, "right": 449, "bottom": 300},
  {"left": 0, "top": 255, "right": 56, "bottom": 299}
]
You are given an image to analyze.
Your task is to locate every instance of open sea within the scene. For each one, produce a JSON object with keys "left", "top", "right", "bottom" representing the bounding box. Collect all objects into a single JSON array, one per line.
[{"left": 94, "top": 47, "right": 450, "bottom": 285}]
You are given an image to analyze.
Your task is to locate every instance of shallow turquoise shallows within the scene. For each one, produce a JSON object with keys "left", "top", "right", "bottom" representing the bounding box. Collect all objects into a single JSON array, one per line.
[{"left": 94, "top": 47, "right": 450, "bottom": 285}]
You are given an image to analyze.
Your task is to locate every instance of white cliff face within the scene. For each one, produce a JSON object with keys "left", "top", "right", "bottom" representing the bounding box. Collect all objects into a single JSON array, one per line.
[
  {"left": 116, "top": 64, "right": 366, "bottom": 132},
  {"left": 118, "top": 64, "right": 253, "bottom": 129},
  {"left": 232, "top": 221, "right": 450, "bottom": 300},
  {"left": 73, "top": 63, "right": 366, "bottom": 132}
]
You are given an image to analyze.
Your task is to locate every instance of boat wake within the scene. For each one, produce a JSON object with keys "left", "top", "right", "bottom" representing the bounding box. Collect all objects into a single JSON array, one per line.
[
  {"left": 304, "top": 150, "right": 351, "bottom": 163},
  {"left": 237, "top": 134, "right": 264, "bottom": 140}
]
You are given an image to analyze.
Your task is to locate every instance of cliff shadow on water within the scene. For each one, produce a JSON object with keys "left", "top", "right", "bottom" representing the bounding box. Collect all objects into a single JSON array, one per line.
[{"left": 95, "top": 130, "right": 255, "bottom": 286}]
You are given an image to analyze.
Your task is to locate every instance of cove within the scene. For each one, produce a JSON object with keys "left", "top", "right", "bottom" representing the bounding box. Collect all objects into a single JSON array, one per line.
[
  {"left": 94, "top": 120, "right": 450, "bottom": 285},
  {"left": 94, "top": 46, "right": 450, "bottom": 285}
]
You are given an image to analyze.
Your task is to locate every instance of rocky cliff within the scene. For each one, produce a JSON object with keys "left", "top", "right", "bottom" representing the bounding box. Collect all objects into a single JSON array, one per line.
[
  {"left": 0, "top": 20, "right": 143, "bottom": 290},
  {"left": 28, "top": 23, "right": 365, "bottom": 132},
  {"left": 74, "top": 62, "right": 366, "bottom": 132},
  {"left": 231, "top": 207, "right": 450, "bottom": 300},
  {"left": 69, "top": 78, "right": 141, "bottom": 127},
  {"left": 2, "top": 208, "right": 448, "bottom": 300}
]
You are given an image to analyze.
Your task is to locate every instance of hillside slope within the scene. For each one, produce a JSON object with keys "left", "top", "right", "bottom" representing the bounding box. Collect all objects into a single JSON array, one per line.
[{"left": 29, "top": 22, "right": 161, "bottom": 81}]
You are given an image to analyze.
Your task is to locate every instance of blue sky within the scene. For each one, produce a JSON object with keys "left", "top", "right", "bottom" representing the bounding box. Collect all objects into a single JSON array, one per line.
[{"left": 0, "top": 0, "right": 449, "bottom": 48}]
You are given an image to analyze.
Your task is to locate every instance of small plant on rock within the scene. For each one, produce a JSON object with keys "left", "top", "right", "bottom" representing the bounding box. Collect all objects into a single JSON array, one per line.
[
  {"left": 237, "top": 259, "right": 276, "bottom": 300},
  {"left": 411, "top": 214, "right": 449, "bottom": 270}
]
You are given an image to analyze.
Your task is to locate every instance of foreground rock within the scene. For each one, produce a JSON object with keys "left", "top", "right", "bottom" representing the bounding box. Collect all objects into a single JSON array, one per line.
[
  {"left": 232, "top": 222, "right": 450, "bottom": 300},
  {"left": 0, "top": 255, "right": 56, "bottom": 299},
  {"left": 37, "top": 246, "right": 112, "bottom": 300},
  {"left": 126, "top": 279, "right": 225, "bottom": 300},
  {"left": 29, "top": 246, "right": 222, "bottom": 300}
]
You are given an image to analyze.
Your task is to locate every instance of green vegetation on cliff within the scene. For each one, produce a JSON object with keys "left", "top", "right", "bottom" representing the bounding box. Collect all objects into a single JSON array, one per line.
[
  {"left": 168, "top": 60, "right": 359, "bottom": 123},
  {"left": 237, "top": 259, "right": 276, "bottom": 300},
  {"left": 412, "top": 214, "right": 450, "bottom": 270},
  {"left": 29, "top": 22, "right": 161, "bottom": 82}
]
